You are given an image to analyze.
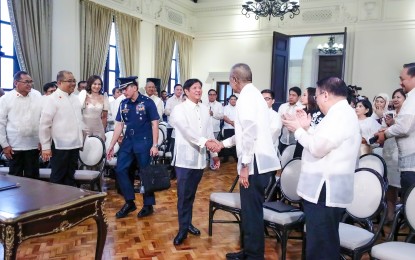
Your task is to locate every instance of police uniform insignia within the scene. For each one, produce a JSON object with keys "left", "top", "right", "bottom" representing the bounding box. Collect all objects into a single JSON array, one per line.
[{"left": 121, "top": 103, "right": 129, "bottom": 113}]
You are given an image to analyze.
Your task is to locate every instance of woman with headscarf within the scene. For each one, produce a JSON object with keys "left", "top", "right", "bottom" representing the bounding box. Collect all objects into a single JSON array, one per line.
[{"left": 371, "top": 93, "right": 390, "bottom": 125}]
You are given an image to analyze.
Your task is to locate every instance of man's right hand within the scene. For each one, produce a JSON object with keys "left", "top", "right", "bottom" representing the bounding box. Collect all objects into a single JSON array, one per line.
[
  {"left": 41, "top": 149, "right": 52, "bottom": 162},
  {"left": 2, "top": 146, "right": 14, "bottom": 160},
  {"left": 107, "top": 147, "right": 114, "bottom": 161}
]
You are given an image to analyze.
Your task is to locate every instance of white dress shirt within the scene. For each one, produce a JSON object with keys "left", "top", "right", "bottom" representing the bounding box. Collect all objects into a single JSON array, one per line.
[
  {"left": 295, "top": 99, "right": 361, "bottom": 207},
  {"left": 109, "top": 94, "right": 126, "bottom": 122},
  {"left": 358, "top": 117, "right": 381, "bottom": 144},
  {"left": 207, "top": 100, "right": 224, "bottom": 133},
  {"left": 169, "top": 99, "right": 217, "bottom": 169},
  {"left": 0, "top": 89, "right": 42, "bottom": 150},
  {"left": 143, "top": 92, "right": 164, "bottom": 120},
  {"left": 223, "top": 104, "right": 237, "bottom": 129},
  {"left": 385, "top": 88, "right": 415, "bottom": 171},
  {"left": 269, "top": 108, "right": 282, "bottom": 149},
  {"left": 39, "top": 88, "right": 84, "bottom": 150},
  {"left": 164, "top": 95, "right": 182, "bottom": 128},
  {"left": 222, "top": 83, "right": 281, "bottom": 175},
  {"left": 278, "top": 102, "right": 303, "bottom": 145}
]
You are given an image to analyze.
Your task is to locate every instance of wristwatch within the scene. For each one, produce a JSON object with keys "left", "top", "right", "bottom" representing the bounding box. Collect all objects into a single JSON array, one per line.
[
  {"left": 241, "top": 163, "right": 248, "bottom": 168},
  {"left": 152, "top": 144, "right": 158, "bottom": 148}
]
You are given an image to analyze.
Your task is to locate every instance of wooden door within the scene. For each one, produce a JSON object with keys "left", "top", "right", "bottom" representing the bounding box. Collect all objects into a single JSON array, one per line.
[
  {"left": 318, "top": 55, "right": 343, "bottom": 80},
  {"left": 271, "top": 31, "right": 290, "bottom": 110}
]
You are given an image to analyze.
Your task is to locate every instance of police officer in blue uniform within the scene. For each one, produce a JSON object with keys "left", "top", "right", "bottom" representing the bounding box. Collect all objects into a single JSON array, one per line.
[{"left": 107, "top": 76, "right": 160, "bottom": 218}]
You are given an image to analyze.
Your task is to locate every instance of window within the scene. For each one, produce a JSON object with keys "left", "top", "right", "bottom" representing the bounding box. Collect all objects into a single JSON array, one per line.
[
  {"left": 0, "top": 0, "right": 20, "bottom": 91},
  {"left": 168, "top": 42, "right": 179, "bottom": 94},
  {"left": 216, "top": 82, "right": 233, "bottom": 104},
  {"left": 103, "top": 22, "right": 120, "bottom": 97}
]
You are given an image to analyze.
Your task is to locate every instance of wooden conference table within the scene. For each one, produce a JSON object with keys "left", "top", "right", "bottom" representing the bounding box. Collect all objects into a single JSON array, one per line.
[{"left": 0, "top": 175, "right": 107, "bottom": 260}]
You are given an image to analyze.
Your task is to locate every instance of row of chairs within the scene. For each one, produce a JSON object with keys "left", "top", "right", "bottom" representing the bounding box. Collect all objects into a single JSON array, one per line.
[
  {"left": 208, "top": 149, "right": 411, "bottom": 260},
  {"left": 0, "top": 135, "right": 106, "bottom": 191}
]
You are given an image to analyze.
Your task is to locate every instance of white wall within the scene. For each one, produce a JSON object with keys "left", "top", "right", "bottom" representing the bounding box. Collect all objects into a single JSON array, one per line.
[
  {"left": 193, "top": 34, "right": 273, "bottom": 102},
  {"left": 352, "top": 25, "right": 415, "bottom": 99},
  {"left": 48, "top": 0, "right": 415, "bottom": 102}
]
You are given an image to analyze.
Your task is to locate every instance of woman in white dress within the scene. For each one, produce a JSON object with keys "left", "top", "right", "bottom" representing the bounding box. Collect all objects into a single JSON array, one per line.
[
  {"left": 355, "top": 99, "right": 381, "bottom": 155},
  {"left": 383, "top": 88, "right": 406, "bottom": 222},
  {"left": 78, "top": 75, "right": 109, "bottom": 140}
]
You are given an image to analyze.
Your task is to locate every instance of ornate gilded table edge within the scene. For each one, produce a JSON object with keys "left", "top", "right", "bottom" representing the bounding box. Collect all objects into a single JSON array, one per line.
[{"left": 0, "top": 192, "right": 107, "bottom": 223}]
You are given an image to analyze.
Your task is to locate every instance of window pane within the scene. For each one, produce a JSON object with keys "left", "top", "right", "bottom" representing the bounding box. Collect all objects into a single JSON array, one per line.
[
  {"left": 1, "top": 58, "right": 14, "bottom": 89},
  {"left": 173, "top": 42, "right": 177, "bottom": 58},
  {"left": 110, "top": 23, "right": 116, "bottom": 45},
  {"left": 1, "top": 24, "right": 13, "bottom": 55},
  {"left": 1, "top": 1, "right": 10, "bottom": 22},
  {"left": 109, "top": 47, "right": 116, "bottom": 70},
  {"left": 171, "top": 61, "right": 176, "bottom": 78},
  {"left": 108, "top": 72, "right": 115, "bottom": 95},
  {"left": 226, "top": 85, "right": 232, "bottom": 99}
]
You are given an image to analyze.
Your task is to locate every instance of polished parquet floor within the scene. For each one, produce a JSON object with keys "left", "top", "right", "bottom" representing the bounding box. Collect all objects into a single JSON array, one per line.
[{"left": 1, "top": 160, "right": 394, "bottom": 259}]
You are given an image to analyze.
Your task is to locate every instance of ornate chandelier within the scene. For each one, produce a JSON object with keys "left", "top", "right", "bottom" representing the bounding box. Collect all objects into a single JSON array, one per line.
[
  {"left": 317, "top": 36, "right": 344, "bottom": 55},
  {"left": 241, "top": 0, "right": 300, "bottom": 20}
]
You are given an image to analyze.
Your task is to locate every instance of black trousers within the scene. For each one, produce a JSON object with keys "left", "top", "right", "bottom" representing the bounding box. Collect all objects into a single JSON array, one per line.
[
  {"left": 9, "top": 149, "right": 39, "bottom": 179},
  {"left": 50, "top": 145, "right": 79, "bottom": 186},
  {"left": 401, "top": 171, "right": 415, "bottom": 200},
  {"left": 175, "top": 167, "right": 203, "bottom": 232},
  {"left": 220, "top": 129, "right": 237, "bottom": 160},
  {"left": 303, "top": 184, "right": 345, "bottom": 260},
  {"left": 240, "top": 160, "right": 273, "bottom": 260}
]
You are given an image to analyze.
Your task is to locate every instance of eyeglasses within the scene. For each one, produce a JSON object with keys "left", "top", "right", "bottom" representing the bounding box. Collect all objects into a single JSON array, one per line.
[
  {"left": 208, "top": 93, "right": 217, "bottom": 96},
  {"left": 61, "top": 79, "right": 77, "bottom": 83},
  {"left": 17, "top": 80, "right": 34, "bottom": 85},
  {"left": 264, "top": 97, "right": 272, "bottom": 101}
]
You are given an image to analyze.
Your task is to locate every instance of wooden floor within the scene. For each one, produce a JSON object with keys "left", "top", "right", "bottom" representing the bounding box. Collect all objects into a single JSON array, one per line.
[{"left": 0, "top": 161, "right": 395, "bottom": 259}]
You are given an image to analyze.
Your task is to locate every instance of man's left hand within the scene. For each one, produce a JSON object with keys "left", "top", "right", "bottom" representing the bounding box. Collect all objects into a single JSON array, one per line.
[{"left": 239, "top": 166, "right": 249, "bottom": 189}]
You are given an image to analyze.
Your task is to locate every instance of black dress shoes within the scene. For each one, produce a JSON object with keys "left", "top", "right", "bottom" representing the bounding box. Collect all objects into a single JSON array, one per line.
[
  {"left": 226, "top": 250, "right": 245, "bottom": 260},
  {"left": 137, "top": 205, "right": 154, "bottom": 218},
  {"left": 188, "top": 224, "right": 201, "bottom": 236},
  {"left": 115, "top": 203, "right": 137, "bottom": 218},
  {"left": 173, "top": 230, "right": 188, "bottom": 245}
]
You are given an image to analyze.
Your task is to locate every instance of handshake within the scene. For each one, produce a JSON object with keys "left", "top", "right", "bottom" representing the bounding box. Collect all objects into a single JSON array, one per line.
[{"left": 205, "top": 139, "right": 224, "bottom": 153}]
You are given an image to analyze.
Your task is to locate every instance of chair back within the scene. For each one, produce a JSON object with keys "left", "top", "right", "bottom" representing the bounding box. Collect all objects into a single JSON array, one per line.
[
  {"left": 404, "top": 185, "right": 415, "bottom": 233},
  {"left": 158, "top": 128, "right": 165, "bottom": 147},
  {"left": 347, "top": 168, "right": 385, "bottom": 220},
  {"left": 280, "top": 158, "right": 302, "bottom": 202},
  {"left": 159, "top": 123, "right": 168, "bottom": 141},
  {"left": 105, "top": 131, "right": 119, "bottom": 153},
  {"left": 80, "top": 135, "right": 106, "bottom": 168},
  {"left": 358, "top": 153, "right": 387, "bottom": 184},
  {"left": 280, "top": 144, "right": 296, "bottom": 168}
]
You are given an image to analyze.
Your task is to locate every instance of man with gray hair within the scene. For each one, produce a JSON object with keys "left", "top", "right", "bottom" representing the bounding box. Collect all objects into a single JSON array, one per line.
[{"left": 218, "top": 63, "right": 281, "bottom": 260}]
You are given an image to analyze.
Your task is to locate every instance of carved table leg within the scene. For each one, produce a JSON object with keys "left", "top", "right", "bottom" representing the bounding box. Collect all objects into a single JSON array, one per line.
[
  {"left": 3, "top": 225, "right": 18, "bottom": 260},
  {"left": 94, "top": 200, "right": 108, "bottom": 260}
]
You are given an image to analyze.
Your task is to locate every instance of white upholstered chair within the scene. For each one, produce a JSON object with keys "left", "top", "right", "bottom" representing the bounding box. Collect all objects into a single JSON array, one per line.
[
  {"left": 75, "top": 135, "right": 106, "bottom": 191},
  {"left": 339, "top": 167, "right": 387, "bottom": 259},
  {"left": 263, "top": 158, "right": 304, "bottom": 260},
  {"left": 280, "top": 144, "right": 296, "bottom": 168},
  {"left": 371, "top": 184, "right": 415, "bottom": 260}
]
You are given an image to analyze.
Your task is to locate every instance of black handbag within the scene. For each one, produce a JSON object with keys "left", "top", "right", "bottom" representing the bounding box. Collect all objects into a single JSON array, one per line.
[{"left": 139, "top": 158, "right": 171, "bottom": 193}]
